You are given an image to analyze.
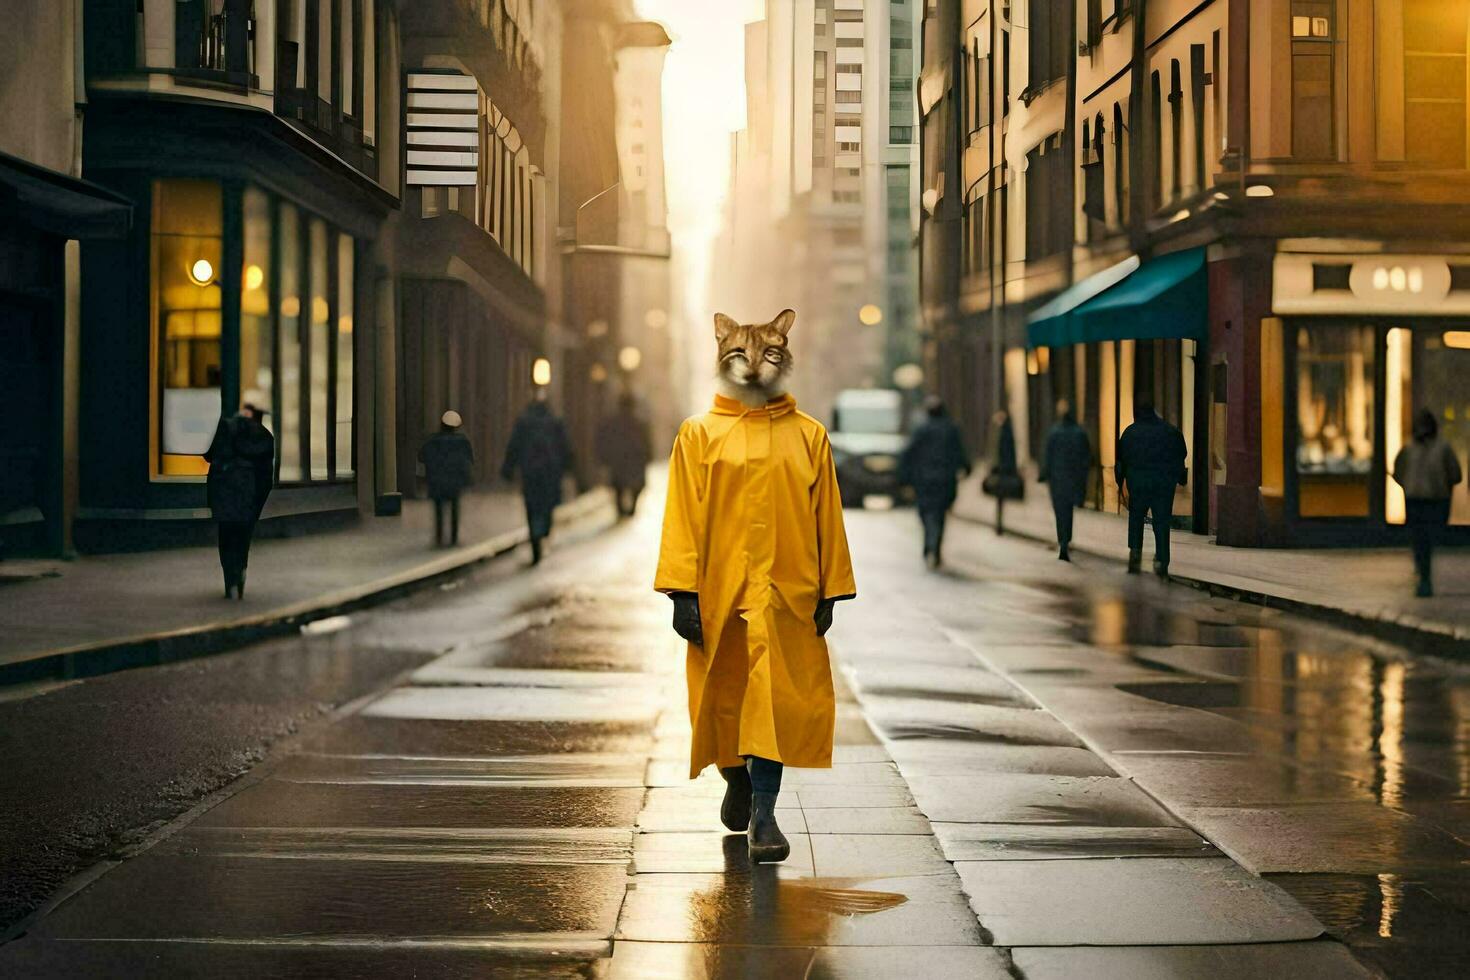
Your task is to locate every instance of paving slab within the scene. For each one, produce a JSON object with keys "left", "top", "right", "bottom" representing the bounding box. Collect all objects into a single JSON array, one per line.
[
  {"left": 862, "top": 697, "right": 1084, "bottom": 747},
  {"left": 362, "top": 685, "right": 661, "bottom": 724},
  {"left": 932, "top": 824, "right": 1218, "bottom": 862},
  {"left": 272, "top": 752, "right": 649, "bottom": 788},
  {"left": 194, "top": 780, "right": 645, "bottom": 829},
  {"left": 843, "top": 663, "right": 1033, "bottom": 707},
  {"left": 807, "top": 834, "right": 952, "bottom": 877},
  {"left": 602, "top": 941, "right": 1013, "bottom": 979},
  {"left": 31, "top": 854, "right": 628, "bottom": 943},
  {"left": 801, "top": 806, "right": 934, "bottom": 835},
  {"left": 155, "top": 825, "right": 634, "bottom": 865},
  {"left": 1011, "top": 941, "right": 1374, "bottom": 980},
  {"left": 302, "top": 715, "right": 653, "bottom": 758},
  {"left": 886, "top": 741, "right": 1115, "bottom": 777},
  {"left": 953, "top": 857, "right": 1325, "bottom": 945},
  {"left": 905, "top": 773, "right": 1181, "bottom": 827},
  {"left": 1114, "top": 752, "right": 1377, "bottom": 808},
  {"left": 615, "top": 872, "right": 985, "bottom": 947},
  {"left": 1180, "top": 802, "right": 1470, "bottom": 874},
  {"left": 0, "top": 938, "right": 603, "bottom": 980}
]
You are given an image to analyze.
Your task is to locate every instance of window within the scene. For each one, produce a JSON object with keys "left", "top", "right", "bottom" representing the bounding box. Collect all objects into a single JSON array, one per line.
[
  {"left": 278, "top": 203, "right": 303, "bottom": 481},
  {"left": 241, "top": 188, "right": 273, "bottom": 423},
  {"left": 837, "top": 90, "right": 861, "bottom": 103},
  {"left": 308, "top": 217, "right": 330, "bottom": 480},
  {"left": 153, "top": 179, "right": 223, "bottom": 476},
  {"left": 1291, "top": 0, "right": 1334, "bottom": 160},
  {"left": 1296, "top": 324, "right": 1375, "bottom": 517},
  {"left": 1082, "top": 116, "right": 1106, "bottom": 238},
  {"left": 1027, "top": 0, "right": 1068, "bottom": 87},
  {"left": 1113, "top": 101, "right": 1128, "bottom": 223},
  {"left": 1403, "top": 0, "right": 1468, "bottom": 167},
  {"left": 1190, "top": 45, "right": 1207, "bottom": 193},
  {"left": 173, "top": 0, "right": 257, "bottom": 78},
  {"left": 1086, "top": 0, "right": 1102, "bottom": 48},
  {"left": 891, "top": 126, "right": 914, "bottom": 143},
  {"left": 1149, "top": 71, "right": 1162, "bottom": 212},
  {"left": 1169, "top": 60, "right": 1182, "bottom": 198},
  {"left": 335, "top": 233, "right": 354, "bottom": 476},
  {"left": 1025, "top": 142, "right": 1071, "bottom": 259}
]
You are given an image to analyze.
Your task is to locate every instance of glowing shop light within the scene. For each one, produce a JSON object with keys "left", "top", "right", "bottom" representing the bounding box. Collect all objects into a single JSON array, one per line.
[
  {"left": 858, "top": 304, "right": 883, "bottom": 326},
  {"left": 532, "top": 357, "right": 552, "bottom": 386},
  {"left": 189, "top": 258, "right": 215, "bottom": 285}
]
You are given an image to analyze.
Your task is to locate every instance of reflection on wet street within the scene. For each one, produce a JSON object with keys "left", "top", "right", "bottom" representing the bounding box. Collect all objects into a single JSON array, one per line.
[{"left": 5, "top": 496, "right": 1470, "bottom": 977}]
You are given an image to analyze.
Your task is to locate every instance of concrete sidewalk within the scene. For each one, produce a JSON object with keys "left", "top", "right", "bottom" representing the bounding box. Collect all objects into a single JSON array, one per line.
[
  {"left": 952, "top": 478, "right": 1470, "bottom": 648},
  {"left": 0, "top": 489, "right": 609, "bottom": 683}
]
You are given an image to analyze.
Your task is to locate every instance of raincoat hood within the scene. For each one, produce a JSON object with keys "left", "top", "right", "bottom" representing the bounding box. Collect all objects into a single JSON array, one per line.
[{"left": 710, "top": 392, "right": 797, "bottom": 418}]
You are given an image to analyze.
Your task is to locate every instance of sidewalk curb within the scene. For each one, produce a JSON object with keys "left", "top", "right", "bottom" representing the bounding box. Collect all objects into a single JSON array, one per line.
[
  {"left": 0, "top": 490, "right": 613, "bottom": 688},
  {"left": 952, "top": 504, "right": 1470, "bottom": 657}
]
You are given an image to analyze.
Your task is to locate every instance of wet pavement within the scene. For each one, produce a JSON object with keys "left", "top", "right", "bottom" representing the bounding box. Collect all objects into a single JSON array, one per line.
[{"left": 7, "top": 488, "right": 1470, "bottom": 976}]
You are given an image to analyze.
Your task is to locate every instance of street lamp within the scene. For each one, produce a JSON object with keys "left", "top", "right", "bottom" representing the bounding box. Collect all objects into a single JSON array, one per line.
[
  {"left": 859, "top": 304, "right": 883, "bottom": 326},
  {"left": 532, "top": 358, "right": 552, "bottom": 386},
  {"left": 189, "top": 257, "right": 214, "bottom": 286},
  {"left": 618, "top": 345, "right": 642, "bottom": 372}
]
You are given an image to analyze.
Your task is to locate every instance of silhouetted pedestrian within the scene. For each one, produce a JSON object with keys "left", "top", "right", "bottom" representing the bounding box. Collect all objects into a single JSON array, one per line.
[
  {"left": 1115, "top": 394, "right": 1187, "bottom": 578},
  {"left": 981, "top": 409, "right": 1022, "bottom": 536},
  {"left": 1393, "top": 409, "right": 1463, "bottom": 597},
  {"left": 502, "top": 394, "right": 572, "bottom": 564},
  {"left": 1041, "top": 399, "right": 1091, "bottom": 561},
  {"left": 420, "top": 410, "right": 475, "bottom": 547},
  {"left": 597, "top": 393, "right": 652, "bottom": 517},
  {"left": 900, "top": 396, "right": 971, "bottom": 569},
  {"left": 204, "top": 403, "right": 275, "bottom": 599}
]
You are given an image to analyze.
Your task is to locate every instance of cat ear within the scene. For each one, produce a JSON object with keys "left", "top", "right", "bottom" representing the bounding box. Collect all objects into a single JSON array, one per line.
[
  {"left": 714, "top": 313, "right": 739, "bottom": 342},
  {"left": 769, "top": 309, "right": 796, "bottom": 337}
]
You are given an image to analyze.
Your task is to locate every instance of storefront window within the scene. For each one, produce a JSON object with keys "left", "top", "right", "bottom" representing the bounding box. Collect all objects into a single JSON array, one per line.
[
  {"left": 152, "top": 179, "right": 223, "bottom": 476},
  {"left": 336, "top": 233, "right": 355, "bottom": 476},
  {"left": 308, "top": 217, "right": 331, "bottom": 480},
  {"left": 1296, "top": 324, "right": 1374, "bottom": 517},
  {"left": 279, "top": 203, "right": 303, "bottom": 482},
  {"left": 1417, "top": 330, "right": 1470, "bottom": 525},
  {"left": 241, "top": 187, "right": 274, "bottom": 430}
]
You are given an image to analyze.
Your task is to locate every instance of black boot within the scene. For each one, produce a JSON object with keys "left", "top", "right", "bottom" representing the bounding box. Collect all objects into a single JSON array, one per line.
[
  {"left": 747, "top": 791, "right": 790, "bottom": 864},
  {"left": 1153, "top": 560, "right": 1169, "bottom": 580},
  {"left": 719, "top": 765, "right": 752, "bottom": 832},
  {"left": 531, "top": 536, "right": 543, "bottom": 565},
  {"left": 1127, "top": 549, "right": 1142, "bottom": 574},
  {"left": 1059, "top": 546, "right": 1070, "bottom": 561},
  {"left": 236, "top": 569, "right": 246, "bottom": 599}
]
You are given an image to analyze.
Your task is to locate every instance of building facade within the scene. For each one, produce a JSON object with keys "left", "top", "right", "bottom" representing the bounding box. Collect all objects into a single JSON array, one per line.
[{"left": 921, "top": 0, "right": 1470, "bottom": 547}]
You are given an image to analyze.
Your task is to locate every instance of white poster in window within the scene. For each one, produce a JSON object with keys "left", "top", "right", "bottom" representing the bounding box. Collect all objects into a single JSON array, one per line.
[{"left": 163, "top": 387, "right": 221, "bottom": 455}]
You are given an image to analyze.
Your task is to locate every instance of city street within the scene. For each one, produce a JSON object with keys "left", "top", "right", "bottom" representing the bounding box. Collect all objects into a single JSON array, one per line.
[{"left": 4, "top": 494, "right": 1467, "bottom": 978}]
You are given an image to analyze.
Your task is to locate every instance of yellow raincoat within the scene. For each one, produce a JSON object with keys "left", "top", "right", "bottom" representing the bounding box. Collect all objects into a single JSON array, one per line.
[{"left": 655, "top": 393, "right": 856, "bottom": 777}]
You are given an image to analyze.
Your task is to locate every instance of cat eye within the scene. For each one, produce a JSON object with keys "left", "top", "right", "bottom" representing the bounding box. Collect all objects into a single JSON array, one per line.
[
  {"left": 764, "top": 350, "right": 784, "bottom": 362},
  {"left": 724, "top": 347, "right": 746, "bottom": 357}
]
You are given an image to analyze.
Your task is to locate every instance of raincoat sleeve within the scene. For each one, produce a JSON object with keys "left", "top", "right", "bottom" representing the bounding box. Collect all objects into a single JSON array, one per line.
[
  {"left": 655, "top": 420, "right": 704, "bottom": 594},
  {"left": 814, "top": 431, "right": 857, "bottom": 602}
]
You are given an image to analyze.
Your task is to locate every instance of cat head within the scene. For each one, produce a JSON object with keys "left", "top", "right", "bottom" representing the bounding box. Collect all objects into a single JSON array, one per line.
[{"left": 714, "top": 309, "right": 795, "bottom": 407}]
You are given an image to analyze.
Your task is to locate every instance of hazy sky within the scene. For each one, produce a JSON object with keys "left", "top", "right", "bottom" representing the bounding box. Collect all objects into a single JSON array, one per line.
[{"left": 633, "top": 0, "right": 763, "bottom": 402}]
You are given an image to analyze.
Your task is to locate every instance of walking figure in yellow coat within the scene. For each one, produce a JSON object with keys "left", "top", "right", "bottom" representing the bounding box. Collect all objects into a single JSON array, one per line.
[{"left": 655, "top": 308, "right": 857, "bottom": 864}]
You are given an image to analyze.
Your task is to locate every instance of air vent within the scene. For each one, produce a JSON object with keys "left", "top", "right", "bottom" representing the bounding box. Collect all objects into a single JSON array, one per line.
[{"left": 1449, "top": 265, "right": 1470, "bottom": 292}]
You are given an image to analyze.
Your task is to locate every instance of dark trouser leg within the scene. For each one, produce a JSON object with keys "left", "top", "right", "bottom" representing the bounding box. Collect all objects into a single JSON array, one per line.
[
  {"left": 747, "top": 756, "right": 784, "bottom": 796},
  {"left": 433, "top": 499, "right": 446, "bottom": 546},
  {"left": 1151, "top": 489, "right": 1175, "bottom": 570},
  {"left": 218, "top": 521, "right": 250, "bottom": 587},
  {"left": 1127, "top": 495, "right": 1147, "bottom": 551},
  {"left": 1407, "top": 499, "right": 1449, "bottom": 590},
  {"left": 919, "top": 507, "right": 943, "bottom": 557},
  {"left": 1052, "top": 498, "right": 1073, "bottom": 549},
  {"left": 449, "top": 496, "right": 460, "bottom": 545}
]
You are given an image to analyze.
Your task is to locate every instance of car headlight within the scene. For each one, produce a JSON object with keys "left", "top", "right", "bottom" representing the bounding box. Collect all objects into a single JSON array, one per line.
[{"left": 863, "top": 454, "right": 898, "bottom": 474}]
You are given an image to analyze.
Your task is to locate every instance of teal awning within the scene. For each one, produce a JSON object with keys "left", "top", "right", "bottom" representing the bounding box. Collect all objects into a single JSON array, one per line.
[{"left": 1027, "top": 248, "right": 1206, "bottom": 348}]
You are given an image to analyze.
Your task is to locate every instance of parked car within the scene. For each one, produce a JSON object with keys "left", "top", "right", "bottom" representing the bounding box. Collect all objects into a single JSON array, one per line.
[{"left": 830, "top": 388, "right": 910, "bottom": 507}]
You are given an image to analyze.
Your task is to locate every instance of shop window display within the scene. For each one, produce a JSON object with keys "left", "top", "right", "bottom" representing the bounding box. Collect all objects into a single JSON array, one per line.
[
  {"left": 152, "top": 179, "right": 223, "bottom": 476},
  {"left": 1296, "top": 324, "right": 1374, "bottom": 517}
]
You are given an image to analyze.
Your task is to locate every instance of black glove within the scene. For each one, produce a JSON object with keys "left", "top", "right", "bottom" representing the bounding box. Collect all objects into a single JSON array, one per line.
[
  {"left": 671, "top": 592, "right": 703, "bottom": 646},
  {"left": 815, "top": 598, "right": 837, "bottom": 637}
]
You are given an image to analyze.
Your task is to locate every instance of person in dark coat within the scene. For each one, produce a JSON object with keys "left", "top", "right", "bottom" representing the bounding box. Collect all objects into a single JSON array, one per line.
[
  {"left": 1040, "top": 399, "right": 1092, "bottom": 562},
  {"left": 899, "top": 396, "right": 971, "bottom": 568},
  {"left": 1115, "top": 394, "right": 1188, "bottom": 578},
  {"left": 204, "top": 404, "right": 275, "bottom": 599},
  {"left": 1393, "top": 409, "right": 1464, "bottom": 597},
  {"left": 502, "top": 393, "right": 573, "bottom": 565},
  {"left": 420, "top": 410, "right": 475, "bottom": 547},
  {"left": 597, "top": 393, "right": 652, "bottom": 517},
  {"left": 981, "top": 409, "right": 1022, "bottom": 536}
]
